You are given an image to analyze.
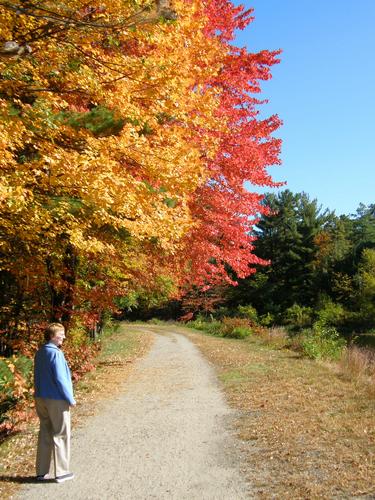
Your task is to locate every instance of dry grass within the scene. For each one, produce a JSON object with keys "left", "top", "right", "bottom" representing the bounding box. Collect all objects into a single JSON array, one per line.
[
  {"left": 338, "top": 346, "right": 375, "bottom": 397},
  {"left": 0, "top": 324, "right": 154, "bottom": 499},
  {"left": 178, "top": 326, "right": 375, "bottom": 499},
  {"left": 256, "top": 325, "right": 289, "bottom": 349}
]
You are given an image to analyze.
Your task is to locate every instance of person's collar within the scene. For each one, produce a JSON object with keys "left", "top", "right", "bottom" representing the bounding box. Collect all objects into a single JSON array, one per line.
[{"left": 45, "top": 342, "right": 59, "bottom": 349}]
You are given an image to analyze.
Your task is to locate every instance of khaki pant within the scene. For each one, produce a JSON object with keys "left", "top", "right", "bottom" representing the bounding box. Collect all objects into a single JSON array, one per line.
[{"left": 35, "top": 397, "right": 71, "bottom": 477}]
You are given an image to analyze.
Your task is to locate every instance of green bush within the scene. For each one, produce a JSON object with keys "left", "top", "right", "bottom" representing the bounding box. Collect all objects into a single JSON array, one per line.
[
  {"left": 0, "top": 356, "right": 33, "bottom": 395},
  {"left": 204, "top": 321, "right": 222, "bottom": 335},
  {"left": 0, "top": 358, "right": 14, "bottom": 402},
  {"left": 68, "top": 321, "right": 89, "bottom": 347},
  {"left": 316, "top": 299, "right": 346, "bottom": 327},
  {"left": 301, "top": 323, "right": 346, "bottom": 360},
  {"left": 186, "top": 316, "right": 252, "bottom": 339},
  {"left": 283, "top": 303, "right": 313, "bottom": 329},
  {"left": 237, "top": 305, "right": 258, "bottom": 324},
  {"left": 259, "top": 312, "right": 275, "bottom": 327},
  {"left": 212, "top": 306, "right": 231, "bottom": 320},
  {"left": 222, "top": 326, "right": 252, "bottom": 339},
  {"left": 186, "top": 315, "right": 222, "bottom": 336},
  {"left": 219, "top": 317, "right": 253, "bottom": 339},
  {"left": 186, "top": 315, "right": 208, "bottom": 331},
  {"left": 0, "top": 355, "right": 33, "bottom": 419}
]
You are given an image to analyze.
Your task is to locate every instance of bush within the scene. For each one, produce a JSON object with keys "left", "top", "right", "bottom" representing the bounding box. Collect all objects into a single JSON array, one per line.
[
  {"left": 186, "top": 315, "right": 222, "bottom": 336},
  {"left": 301, "top": 323, "right": 346, "bottom": 360},
  {"left": 220, "top": 317, "right": 252, "bottom": 339},
  {"left": 64, "top": 338, "right": 101, "bottom": 381},
  {"left": 212, "top": 306, "right": 231, "bottom": 320},
  {"left": 0, "top": 355, "right": 34, "bottom": 436},
  {"left": 187, "top": 316, "right": 253, "bottom": 339},
  {"left": 0, "top": 355, "right": 33, "bottom": 404},
  {"left": 283, "top": 304, "right": 313, "bottom": 329},
  {"left": 224, "top": 326, "right": 252, "bottom": 339},
  {"left": 68, "top": 321, "right": 88, "bottom": 347},
  {"left": 259, "top": 312, "right": 275, "bottom": 327},
  {"left": 316, "top": 299, "right": 346, "bottom": 327},
  {"left": 204, "top": 321, "right": 222, "bottom": 335},
  {"left": 237, "top": 305, "right": 258, "bottom": 325},
  {"left": 186, "top": 314, "right": 209, "bottom": 331}
]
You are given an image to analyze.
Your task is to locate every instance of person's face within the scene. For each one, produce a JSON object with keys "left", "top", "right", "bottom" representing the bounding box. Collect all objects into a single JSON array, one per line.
[{"left": 50, "top": 329, "right": 66, "bottom": 347}]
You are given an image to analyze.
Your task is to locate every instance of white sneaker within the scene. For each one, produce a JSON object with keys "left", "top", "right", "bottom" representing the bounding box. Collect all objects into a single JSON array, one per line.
[{"left": 55, "top": 473, "right": 74, "bottom": 483}]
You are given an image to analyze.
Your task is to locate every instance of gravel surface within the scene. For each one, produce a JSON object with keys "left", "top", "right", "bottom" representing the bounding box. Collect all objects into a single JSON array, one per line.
[{"left": 18, "top": 328, "right": 251, "bottom": 499}]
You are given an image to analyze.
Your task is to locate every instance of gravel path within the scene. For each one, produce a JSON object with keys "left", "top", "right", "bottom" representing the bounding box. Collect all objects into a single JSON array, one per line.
[{"left": 18, "top": 328, "right": 251, "bottom": 499}]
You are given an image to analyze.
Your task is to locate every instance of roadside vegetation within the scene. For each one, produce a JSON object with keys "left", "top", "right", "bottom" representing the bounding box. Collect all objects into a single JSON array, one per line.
[{"left": 185, "top": 313, "right": 375, "bottom": 398}]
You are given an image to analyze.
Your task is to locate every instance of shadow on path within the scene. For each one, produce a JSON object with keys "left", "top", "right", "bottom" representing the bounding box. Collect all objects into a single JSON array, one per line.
[{"left": 0, "top": 475, "right": 54, "bottom": 484}]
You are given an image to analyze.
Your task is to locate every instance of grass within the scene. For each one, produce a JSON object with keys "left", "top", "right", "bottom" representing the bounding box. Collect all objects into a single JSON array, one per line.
[
  {"left": 338, "top": 345, "right": 375, "bottom": 397},
  {"left": 0, "top": 323, "right": 154, "bottom": 499},
  {"left": 178, "top": 325, "right": 375, "bottom": 499}
]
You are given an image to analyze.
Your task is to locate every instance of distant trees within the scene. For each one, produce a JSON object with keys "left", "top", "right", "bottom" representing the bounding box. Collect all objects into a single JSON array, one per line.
[
  {"left": 226, "top": 190, "right": 333, "bottom": 313},
  {"left": 225, "top": 192, "right": 375, "bottom": 333}
]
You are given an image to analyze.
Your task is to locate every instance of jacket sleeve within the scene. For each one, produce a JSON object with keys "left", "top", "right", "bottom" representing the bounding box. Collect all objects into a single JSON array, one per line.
[{"left": 50, "top": 351, "right": 76, "bottom": 405}]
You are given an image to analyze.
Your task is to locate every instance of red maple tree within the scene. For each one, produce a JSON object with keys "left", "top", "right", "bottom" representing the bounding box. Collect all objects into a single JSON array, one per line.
[{"left": 179, "top": 0, "right": 283, "bottom": 289}]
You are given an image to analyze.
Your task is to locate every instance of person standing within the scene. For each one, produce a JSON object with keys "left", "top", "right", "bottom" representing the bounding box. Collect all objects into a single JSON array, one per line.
[{"left": 34, "top": 322, "right": 76, "bottom": 483}]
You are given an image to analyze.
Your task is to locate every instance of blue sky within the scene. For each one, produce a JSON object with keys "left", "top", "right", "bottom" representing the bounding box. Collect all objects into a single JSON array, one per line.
[{"left": 234, "top": 0, "right": 375, "bottom": 216}]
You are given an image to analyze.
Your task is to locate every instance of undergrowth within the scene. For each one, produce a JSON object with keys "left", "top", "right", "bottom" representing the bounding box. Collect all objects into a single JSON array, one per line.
[{"left": 185, "top": 314, "right": 375, "bottom": 397}]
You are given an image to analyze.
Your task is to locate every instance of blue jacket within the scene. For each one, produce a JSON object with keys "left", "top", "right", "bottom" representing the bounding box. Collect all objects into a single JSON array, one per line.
[{"left": 34, "top": 343, "right": 75, "bottom": 405}]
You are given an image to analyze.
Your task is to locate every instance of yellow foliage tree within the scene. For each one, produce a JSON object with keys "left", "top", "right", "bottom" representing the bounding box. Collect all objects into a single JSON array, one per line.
[{"left": 0, "top": 0, "right": 227, "bottom": 328}]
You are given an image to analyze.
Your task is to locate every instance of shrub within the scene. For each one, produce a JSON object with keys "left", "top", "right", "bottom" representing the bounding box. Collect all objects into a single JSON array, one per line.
[
  {"left": 186, "top": 315, "right": 222, "bottom": 336},
  {"left": 0, "top": 355, "right": 34, "bottom": 436},
  {"left": 301, "top": 323, "right": 346, "bottom": 360},
  {"left": 204, "top": 321, "right": 222, "bottom": 336},
  {"left": 259, "top": 312, "right": 275, "bottom": 327},
  {"left": 187, "top": 316, "right": 253, "bottom": 339},
  {"left": 316, "top": 299, "right": 346, "bottom": 327},
  {"left": 237, "top": 305, "right": 258, "bottom": 325},
  {"left": 0, "top": 355, "right": 33, "bottom": 404},
  {"left": 220, "top": 317, "right": 252, "bottom": 339},
  {"left": 212, "top": 306, "right": 231, "bottom": 320},
  {"left": 283, "top": 304, "right": 313, "bottom": 329},
  {"left": 186, "top": 314, "right": 209, "bottom": 331},
  {"left": 68, "top": 321, "right": 88, "bottom": 347},
  {"left": 64, "top": 339, "right": 101, "bottom": 381},
  {"left": 224, "top": 326, "right": 252, "bottom": 339}
]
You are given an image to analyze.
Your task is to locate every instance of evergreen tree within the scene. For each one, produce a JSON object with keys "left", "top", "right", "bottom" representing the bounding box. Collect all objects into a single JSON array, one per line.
[{"left": 228, "top": 190, "right": 333, "bottom": 315}]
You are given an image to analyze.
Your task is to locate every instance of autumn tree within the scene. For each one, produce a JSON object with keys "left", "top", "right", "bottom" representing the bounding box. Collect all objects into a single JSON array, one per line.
[
  {"left": 0, "top": 0, "right": 226, "bottom": 338},
  {"left": 177, "top": 0, "right": 282, "bottom": 289},
  {"left": 1, "top": 1, "right": 283, "bottom": 341}
]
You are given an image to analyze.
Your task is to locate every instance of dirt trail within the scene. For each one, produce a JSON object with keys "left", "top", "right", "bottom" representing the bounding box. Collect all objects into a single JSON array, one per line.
[{"left": 18, "top": 327, "right": 250, "bottom": 499}]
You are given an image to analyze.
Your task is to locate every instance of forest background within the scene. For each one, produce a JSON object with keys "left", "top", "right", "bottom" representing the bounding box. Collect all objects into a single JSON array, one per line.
[{"left": 0, "top": 0, "right": 374, "bottom": 437}]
